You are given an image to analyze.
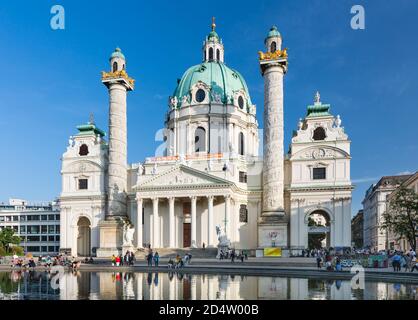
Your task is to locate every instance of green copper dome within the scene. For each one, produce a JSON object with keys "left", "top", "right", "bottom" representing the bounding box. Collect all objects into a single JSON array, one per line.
[
  {"left": 172, "top": 61, "right": 252, "bottom": 108},
  {"left": 110, "top": 47, "right": 125, "bottom": 60},
  {"left": 265, "top": 25, "right": 281, "bottom": 42}
]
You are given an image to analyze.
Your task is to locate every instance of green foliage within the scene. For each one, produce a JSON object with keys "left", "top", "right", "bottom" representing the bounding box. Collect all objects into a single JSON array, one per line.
[
  {"left": 0, "top": 246, "right": 6, "bottom": 256},
  {"left": 0, "top": 228, "right": 21, "bottom": 254},
  {"left": 382, "top": 186, "right": 418, "bottom": 251}
]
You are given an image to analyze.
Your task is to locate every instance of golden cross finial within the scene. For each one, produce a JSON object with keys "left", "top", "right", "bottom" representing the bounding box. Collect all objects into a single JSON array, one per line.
[{"left": 211, "top": 17, "right": 216, "bottom": 31}]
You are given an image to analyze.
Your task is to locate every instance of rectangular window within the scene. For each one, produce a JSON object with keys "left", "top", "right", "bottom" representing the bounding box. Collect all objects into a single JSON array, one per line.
[
  {"left": 48, "top": 246, "right": 55, "bottom": 252},
  {"left": 27, "top": 246, "right": 40, "bottom": 252},
  {"left": 27, "top": 236, "right": 40, "bottom": 242},
  {"left": 20, "top": 226, "right": 26, "bottom": 234},
  {"left": 28, "top": 226, "right": 40, "bottom": 234},
  {"left": 41, "top": 215, "right": 48, "bottom": 221},
  {"left": 55, "top": 235, "right": 60, "bottom": 242},
  {"left": 239, "top": 171, "right": 247, "bottom": 183},
  {"left": 312, "top": 167, "right": 326, "bottom": 180},
  {"left": 48, "top": 214, "right": 55, "bottom": 220},
  {"left": 48, "top": 236, "right": 55, "bottom": 242},
  {"left": 41, "top": 246, "right": 48, "bottom": 252},
  {"left": 41, "top": 225, "right": 48, "bottom": 234},
  {"left": 55, "top": 225, "right": 60, "bottom": 233},
  {"left": 48, "top": 225, "right": 55, "bottom": 233},
  {"left": 78, "top": 178, "right": 88, "bottom": 190},
  {"left": 41, "top": 236, "right": 48, "bottom": 242},
  {"left": 12, "top": 216, "right": 18, "bottom": 222},
  {"left": 55, "top": 214, "right": 60, "bottom": 221},
  {"left": 20, "top": 216, "right": 26, "bottom": 221},
  {"left": 55, "top": 246, "right": 60, "bottom": 252},
  {"left": 239, "top": 205, "right": 248, "bottom": 223},
  {"left": 27, "top": 215, "right": 40, "bottom": 221}
]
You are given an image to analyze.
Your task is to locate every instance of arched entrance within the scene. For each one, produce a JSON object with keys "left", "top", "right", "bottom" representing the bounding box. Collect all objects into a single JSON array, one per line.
[
  {"left": 307, "top": 210, "right": 331, "bottom": 250},
  {"left": 77, "top": 217, "right": 91, "bottom": 257}
]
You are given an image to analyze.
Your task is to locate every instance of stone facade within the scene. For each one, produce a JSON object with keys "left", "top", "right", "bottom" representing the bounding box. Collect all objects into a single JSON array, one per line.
[
  {"left": 362, "top": 174, "right": 412, "bottom": 252},
  {"left": 60, "top": 24, "right": 352, "bottom": 257}
]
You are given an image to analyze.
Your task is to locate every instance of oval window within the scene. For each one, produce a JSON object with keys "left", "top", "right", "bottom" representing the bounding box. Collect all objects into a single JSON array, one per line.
[
  {"left": 238, "top": 96, "right": 245, "bottom": 109},
  {"left": 195, "top": 89, "right": 206, "bottom": 103}
]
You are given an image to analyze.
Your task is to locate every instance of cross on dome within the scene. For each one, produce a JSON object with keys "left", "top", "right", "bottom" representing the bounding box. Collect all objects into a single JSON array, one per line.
[{"left": 314, "top": 91, "right": 321, "bottom": 103}]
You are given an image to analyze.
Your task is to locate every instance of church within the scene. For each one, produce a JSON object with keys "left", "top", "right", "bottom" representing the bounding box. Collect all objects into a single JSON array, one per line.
[{"left": 59, "top": 21, "right": 353, "bottom": 257}]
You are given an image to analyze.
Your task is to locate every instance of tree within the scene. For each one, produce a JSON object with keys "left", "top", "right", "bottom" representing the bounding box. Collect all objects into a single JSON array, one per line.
[
  {"left": 0, "top": 227, "right": 21, "bottom": 254},
  {"left": 381, "top": 186, "right": 418, "bottom": 251}
]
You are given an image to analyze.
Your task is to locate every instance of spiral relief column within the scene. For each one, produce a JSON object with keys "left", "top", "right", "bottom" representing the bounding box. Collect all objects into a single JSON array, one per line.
[
  {"left": 97, "top": 48, "right": 135, "bottom": 257},
  {"left": 258, "top": 26, "right": 289, "bottom": 248}
]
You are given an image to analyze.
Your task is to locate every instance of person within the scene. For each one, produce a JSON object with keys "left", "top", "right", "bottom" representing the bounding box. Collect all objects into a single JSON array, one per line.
[
  {"left": 202, "top": 242, "right": 206, "bottom": 250},
  {"left": 119, "top": 254, "right": 124, "bottom": 266},
  {"left": 111, "top": 254, "right": 116, "bottom": 266},
  {"left": 392, "top": 252, "right": 401, "bottom": 272},
  {"left": 89, "top": 257, "right": 94, "bottom": 264},
  {"left": 154, "top": 252, "right": 160, "bottom": 267},
  {"left": 175, "top": 254, "right": 183, "bottom": 268},
  {"left": 240, "top": 252, "right": 244, "bottom": 263},
  {"left": 411, "top": 256, "right": 418, "bottom": 272},
  {"left": 147, "top": 252, "right": 153, "bottom": 267},
  {"left": 335, "top": 257, "right": 342, "bottom": 272},
  {"left": 115, "top": 255, "right": 121, "bottom": 267},
  {"left": 316, "top": 256, "right": 322, "bottom": 269},
  {"left": 168, "top": 258, "right": 174, "bottom": 269},
  {"left": 231, "top": 249, "right": 236, "bottom": 263},
  {"left": 187, "top": 253, "right": 192, "bottom": 265},
  {"left": 129, "top": 252, "right": 135, "bottom": 266}
]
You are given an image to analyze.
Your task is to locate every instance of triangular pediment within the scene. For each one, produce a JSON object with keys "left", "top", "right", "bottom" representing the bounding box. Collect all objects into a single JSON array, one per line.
[{"left": 136, "top": 164, "right": 232, "bottom": 189}]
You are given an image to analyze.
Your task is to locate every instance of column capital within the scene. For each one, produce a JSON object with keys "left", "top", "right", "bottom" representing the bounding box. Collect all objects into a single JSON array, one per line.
[
  {"left": 189, "top": 195, "right": 197, "bottom": 201},
  {"left": 207, "top": 195, "right": 214, "bottom": 201}
]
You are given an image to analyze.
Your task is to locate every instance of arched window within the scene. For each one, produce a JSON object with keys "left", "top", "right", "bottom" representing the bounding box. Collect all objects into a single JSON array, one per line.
[
  {"left": 238, "top": 132, "right": 244, "bottom": 156},
  {"left": 79, "top": 144, "right": 89, "bottom": 156},
  {"left": 313, "top": 127, "right": 326, "bottom": 141},
  {"left": 194, "top": 127, "right": 206, "bottom": 152},
  {"left": 122, "top": 64, "right": 125, "bottom": 70},
  {"left": 112, "top": 61, "right": 118, "bottom": 72},
  {"left": 270, "top": 41, "right": 277, "bottom": 53},
  {"left": 209, "top": 47, "right": 214, "bottom": 61},
  {"left": 216, "top": 49, "right": 220, "bottom": 61}
]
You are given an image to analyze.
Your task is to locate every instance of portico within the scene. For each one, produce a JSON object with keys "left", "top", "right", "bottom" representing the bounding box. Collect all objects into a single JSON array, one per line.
[
  {"left": 133, "top": 164, "right": 237, "bottom": 249},
  {"left": 135, "top": 193, "right": 233, "bottom": 249}
]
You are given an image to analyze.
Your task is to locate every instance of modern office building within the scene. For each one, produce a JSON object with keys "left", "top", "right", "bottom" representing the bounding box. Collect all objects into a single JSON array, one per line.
[{"left": 0, "top": 199, "right": 60, "bottom": 256}]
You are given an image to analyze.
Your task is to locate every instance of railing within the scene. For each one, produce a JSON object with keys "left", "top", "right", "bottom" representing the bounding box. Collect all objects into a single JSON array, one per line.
[{"left": 145, "top": 153, "right": 224, "bottom": 163}]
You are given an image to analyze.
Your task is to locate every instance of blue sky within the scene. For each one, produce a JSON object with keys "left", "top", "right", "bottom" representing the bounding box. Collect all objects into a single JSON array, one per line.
[{"left": 0, "top": 0, "right": 417, "bottom": 215}]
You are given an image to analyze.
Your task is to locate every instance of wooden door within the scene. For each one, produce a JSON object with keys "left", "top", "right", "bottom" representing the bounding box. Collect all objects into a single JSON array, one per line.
[{"left": 183, "top": 223, "right": 191, "bottom": 247}]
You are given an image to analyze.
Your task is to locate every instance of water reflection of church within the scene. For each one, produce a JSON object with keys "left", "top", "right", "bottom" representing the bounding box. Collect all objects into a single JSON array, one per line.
[{"left": 2, "top": 271, "right": 417, "bottom": 300}]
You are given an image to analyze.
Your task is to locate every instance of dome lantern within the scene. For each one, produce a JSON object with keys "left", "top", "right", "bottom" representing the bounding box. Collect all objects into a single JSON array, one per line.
[
  {"left": 265, "top": 25, "right": 282, "bottom": 53},
  {"left": 109, "top": 47, "right": 126, "bottom": 73},
  {"left": 202, "top": 17, "right": 224, "bottom": 63}
]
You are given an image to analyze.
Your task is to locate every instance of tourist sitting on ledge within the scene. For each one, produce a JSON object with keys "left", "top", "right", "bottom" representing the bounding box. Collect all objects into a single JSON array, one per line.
[
  {"left": 167, "top": 258, "right": 174, "bottom": 269},
  {"left": 175, "top": 255, "right": 183, "bottom": 269}
]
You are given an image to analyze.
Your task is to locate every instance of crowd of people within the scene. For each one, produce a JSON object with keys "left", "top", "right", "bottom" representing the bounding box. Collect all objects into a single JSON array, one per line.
[
  {"left": 390, "top": 250, "right": 417, "bottom": 272},
  {"left": 218, "top": 248, "right": 248, "bottom": 263},
  {"left": 111, "top": 250, "right": 135, "bottom": 266}
]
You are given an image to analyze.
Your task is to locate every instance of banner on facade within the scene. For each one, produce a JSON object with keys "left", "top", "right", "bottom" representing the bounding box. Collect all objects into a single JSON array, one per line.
[{"left": 264, "top": 247, "right": 282, "bottom": 257}]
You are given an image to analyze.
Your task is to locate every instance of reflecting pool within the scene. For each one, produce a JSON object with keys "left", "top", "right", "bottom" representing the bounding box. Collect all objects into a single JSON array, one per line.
[{"left": 0, "top": 270, "right": 417, "bottom": 300}]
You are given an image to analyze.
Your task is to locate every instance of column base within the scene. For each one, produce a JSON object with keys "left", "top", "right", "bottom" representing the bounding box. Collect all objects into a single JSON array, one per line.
[
  {"left": 258, "top": 220, "right": 288, "bottom": 248},
  {"left": 96, "top": 219, "right": 125, "bottom": 258}
]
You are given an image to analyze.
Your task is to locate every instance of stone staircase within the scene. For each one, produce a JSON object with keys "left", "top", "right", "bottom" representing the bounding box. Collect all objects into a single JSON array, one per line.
[{"left": 134, "top": 247, "right": 217, "bottom": 260}]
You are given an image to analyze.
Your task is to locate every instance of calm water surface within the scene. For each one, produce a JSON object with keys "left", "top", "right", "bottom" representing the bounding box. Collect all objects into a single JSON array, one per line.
[{"left": 0, "top": 270, "right": 417, "bottom": 300}]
